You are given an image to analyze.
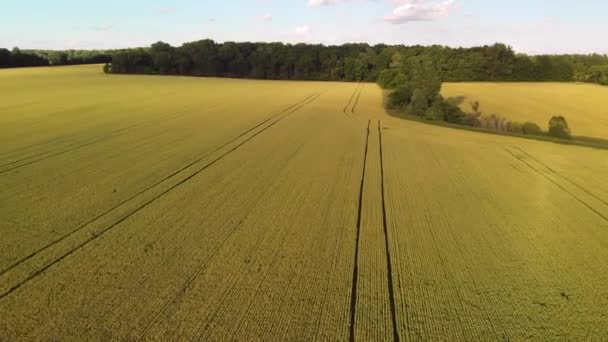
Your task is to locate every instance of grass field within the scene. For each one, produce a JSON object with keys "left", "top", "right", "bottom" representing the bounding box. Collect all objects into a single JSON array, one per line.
[
  {"left": 441, "top": 82, "right": 608, "bottom": 139},
  {"left": 1, "top": 65, "right": 608, "bottom": 340}
]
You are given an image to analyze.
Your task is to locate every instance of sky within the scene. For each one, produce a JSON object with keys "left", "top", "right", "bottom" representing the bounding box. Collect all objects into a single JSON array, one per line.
[{"left": 1, "top": 0, "right": 607, "bottom": 54}]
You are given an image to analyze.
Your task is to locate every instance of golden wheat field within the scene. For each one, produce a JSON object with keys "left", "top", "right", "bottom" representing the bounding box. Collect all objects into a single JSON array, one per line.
[
  {"left": 441, "top": 82, "right": 608, "bottom": 139},
  {"left": 1, "top": 65, "right": 608, "bottom": 340}
]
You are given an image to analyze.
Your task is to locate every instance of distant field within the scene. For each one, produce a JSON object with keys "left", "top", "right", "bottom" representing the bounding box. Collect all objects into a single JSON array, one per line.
[
  {"left": 1, "top": 65, "right": 608, "bottom": 340},
  {"left": 441, "top": 82, "right": 608, "bottom": 139}
]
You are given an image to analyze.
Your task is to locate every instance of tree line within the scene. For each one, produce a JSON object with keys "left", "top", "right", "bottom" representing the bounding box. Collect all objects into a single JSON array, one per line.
[
  {"left": 381, "top": 57, "right": 573, "bottom": 140},
  {"left": 0, "top": 47, "right": 112, "bottom": 68},
  {"left": 107, "top": 40, "right": 386, "bottom": 81},
  {"left": 104, "top": 40, "right": 608, "bottom": 86},
  {"left": 101, "top": 39, "right": 604, "bottom": 141},
  {"left": 3, "top": 39, "right": 607, "bottom": 86}
]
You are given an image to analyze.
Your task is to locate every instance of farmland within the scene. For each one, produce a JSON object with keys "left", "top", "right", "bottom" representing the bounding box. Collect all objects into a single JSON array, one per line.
[
  {"left": 1, "top": 65, "right": 608, "bottom": 340},
  {"left": 442, "top": 82, "right": 608, "bottom": 139}
]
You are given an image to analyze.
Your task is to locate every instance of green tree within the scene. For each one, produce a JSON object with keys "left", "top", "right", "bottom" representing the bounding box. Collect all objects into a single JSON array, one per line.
[
  {"left": 377, "top": 69, "right": 398, "bottom": 89},
  {"left": 522, "top": 122, "right": 542, "bottom": 135},
  {"left": 548, "top": 115, "right": 571, "bottom": 139},
  {"left": 425, "top": 96, "right": 465, "bottom": 123},
  {"left": 483, "top": 43, "right": 516, "bottom": 80},
  {"left": 471, "top": 101, "right": 481, "bottom": 116},
  {"left": 0, "top": 48, "right": 11, "bottom": 67},
  {"left": 408, "top": 89, "right": 428, "bottom": 116},
  {"left": 398, "top": 55, "right": 441, "bottom": 100},
  {"left": 344, "top": 57, "right": 365, "bottom": 81},
  {"left": 586, "top": 65, "right": 608, "bottom": 85},
  {"left": 425, "top": 96, "right": 445, "bottom": 121},
  {"left": 48, "top": 51, "right": 68, "bottom": 65},
  {"left": 150, "top": 41, "right": 175, "bottom": 74},
  {"left": 387, "top": 85, "right": 413, "bottom": 109}
]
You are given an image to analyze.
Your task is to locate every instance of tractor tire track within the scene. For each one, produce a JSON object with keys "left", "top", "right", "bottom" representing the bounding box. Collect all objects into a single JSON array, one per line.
[
  {"left": 0, "top": 94, "right": 190, "bottom": 161},
  {"left": 0, "top": 93, "right": 322, "bottom": 300},
  {"left": 343, "top": 83, "right": 362, "bottom": 115},
  {"left": 0, "top": 105, "right": 220, "bottom": 174},
  {"left": 0, "top": 134, "right": 84, "bottom": 161},
  {"left": 115, "top": 139, "right": 306, "bottom": 335},
  {"left": 512, "top": 146, "right": 608, "bottom": 209},
  {"left": 351, "top": 83, "right": 364, "bottom": 115},
  {"left": 135, "top": 140, "right": 307, "bottom": 341},
  {"left": 135, "top": 189, "right": 268, "bottom": 341},
  {"left": 503, "top": 147, "right": 608, "bottom": 224},
  {"left": 0, "top": 96, "right": 314, "bottom": 277},
  {"left": 349, "top": 120, "right": 371, "bottom": 342},
  {"left": 378, "top": 120, "right": 400, "bottom": 342},
  {"left": 0, "top": 135, "right": 123, "bottom": 174},
  {"left": 198, "top": 181, "right": 310, "bottom": 341}
]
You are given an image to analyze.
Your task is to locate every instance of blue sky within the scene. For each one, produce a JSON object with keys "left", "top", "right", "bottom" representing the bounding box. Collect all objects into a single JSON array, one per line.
[{"left": 1, "top": 0, "right": 607, "bottom": 54}]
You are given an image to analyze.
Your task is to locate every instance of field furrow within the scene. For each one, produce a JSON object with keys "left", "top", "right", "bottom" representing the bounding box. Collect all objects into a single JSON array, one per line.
[
  {"left": 351, "top": 120, "right": 396, "bottom": 341},
  {"left": 2, "top": 65, "right": 608, "bottom": 340},
  {"left": 0, "top": 85, "right": 362, "bottom": 340},
  {"left": 0, "top": 90, "right": 320, "bottom": 272},
  {"left": 506, "top": 145, "right": 608, "bottom": 218},
  {"left": 381, "top": 117, "right": 608, "bottom": 340},
  {"left": 351, "top": 83, "right": 364, "bottom": 115},
  {"left": 0, "top": 92, "right": 322, "bottom": 300}
]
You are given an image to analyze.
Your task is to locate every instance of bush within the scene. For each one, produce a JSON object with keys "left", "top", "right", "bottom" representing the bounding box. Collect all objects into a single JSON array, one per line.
[
  {"left": 408, "top": 89, "right": 428, "bottom": 116},
  {"left": 387, "top": 85, "right": 413, "bottom": 109},
  {"left": 471, "top": 101, "right": 481, "bottom": 115},
  {"left": 103, "top": 63, "right": 112, "bottom": 74},
  {"left": 507, "top": 121, "right": 524, "bottom": 134},
  {"left": 462, "top": 113, "right": 481, "bottom": 127},
  {"left": 424, "top": 97, "right": 445, "bottom": 121},
  {"left": 443, "top": 101, "right": 465, "bottom": 124},
  {"left": 423, "top": 96, "right": 466, "bottom": 124},
  {"left": 461, "top": 100, "right": 482, "bottom": 127},
  {"left": 481, "top": 114, "right": 507, "bottom": 131},
  {"left": 548, "top": 115, "right": 571, "bottom": 139},
  {"left": 522, "top": 121, "right": 542, "bottom": 135}
]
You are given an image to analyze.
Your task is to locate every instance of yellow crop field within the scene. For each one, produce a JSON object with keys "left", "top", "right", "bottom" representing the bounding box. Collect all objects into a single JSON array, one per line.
[
  {"left": 441, "top": 82, "right": 608, "bottom": 139},
  {"left": 1, "top": 65, "right": 608, "bottom": 340}
]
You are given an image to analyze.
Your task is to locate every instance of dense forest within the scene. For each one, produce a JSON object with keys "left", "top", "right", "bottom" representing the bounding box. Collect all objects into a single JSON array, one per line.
[
  {"left": 3, "top": 40, "right": 607, "bottom": 86},
  {"left": 104, "top": 40, "right": 608, "bottom": 85},
  {"left": 0, "top": 48, "right": 112, "bottom": 68}
]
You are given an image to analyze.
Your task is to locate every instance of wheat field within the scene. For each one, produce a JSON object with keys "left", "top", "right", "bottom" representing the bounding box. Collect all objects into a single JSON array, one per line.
[
  {"left": 1, "top": 65, "right": 607, "bottom": 340},
  {"left": 441, "top": 82, "right": 608, "bottom": 139}
]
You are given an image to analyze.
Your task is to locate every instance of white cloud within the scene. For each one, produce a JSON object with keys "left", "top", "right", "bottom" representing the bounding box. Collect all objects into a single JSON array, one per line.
[
  {"left": 385, "top": 0, "right": 455, "bottom": 24},
  {"left": 308, "top": 0, "right": 340, "bottom": 7},
  {"left": 262, "top": 13, "right": 272, "bottom": 21},
  {"left": 307, "top": 0, "right": 456, "bottom": 24},
  {"left": 293, "top": 25, "right": 312, "bottom": 42},
  {"left": 295, "top": 25, "right": 311, "bottom": 35}
]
